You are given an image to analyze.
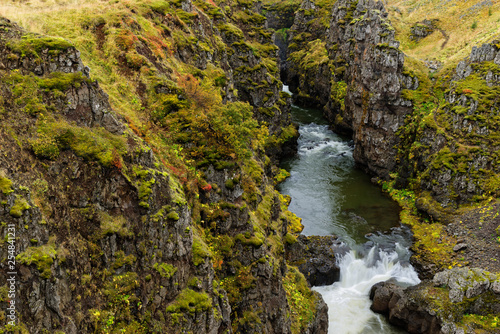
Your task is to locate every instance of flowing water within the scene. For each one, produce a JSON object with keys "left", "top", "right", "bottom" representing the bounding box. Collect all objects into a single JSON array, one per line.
[{"left": 279, "top": 86, "right": 420, "bottom": 334}]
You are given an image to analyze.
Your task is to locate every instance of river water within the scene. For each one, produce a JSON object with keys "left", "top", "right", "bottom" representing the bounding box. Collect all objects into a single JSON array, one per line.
[{"left": 279, "top": 87, "right": 420, "bottom": 334}]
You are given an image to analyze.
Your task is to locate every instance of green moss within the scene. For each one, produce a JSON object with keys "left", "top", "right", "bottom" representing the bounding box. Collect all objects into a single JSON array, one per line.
[
  {"left": 153, "top": 262, "right": 177, "bottom": 278},
  {"left": 33, "top": 116, "right": 127, "bottom": 166},
  {"left": 99, "top": 212, "right": 133, "bottom": 238},
  {"left": 133, "top": 167, "right": 155, "bottom": 208},
  {"left": 167, "top": 211, "right": 180, "bottom": 220},
  {"left": 10, "top": 197, "right": 30, "bottom": 218},
  {"left": 103, "top": 272, "right": 139, "bottom": 300},
  {"left": 217, "top": 23, "right": 244, "bottom": 41},
  {"left": 283, "top": 265, "right": 318, "bottom": 333},
  {"left": 284, "top": 233, "right": 297, "bottom": 245},
  {"left": 3, "top": 72, "right": 46, "bottom": 116},
  {"left": 289, "top": 39, "right": 329, "bottom": 71},
  {"left": 112, "top": 250, "right": 136, "bottom": 270},
  {"left": 188, "top": 276, "right": 200, "bottom": 288},
  {"left": 274, "top": 168, "right": 290, "bottom": 185},
  {"left": 38, "top": 72, "right": 90, "bottom": 91},
  {"left": 225, "top": 178, "right": 235, "bottom": 190},
  {"left": 149, "top": 1, "right": 171, "bottom": 15},
  {"left": 16, "top": 241, "right": 57, "bottom": 278},
  {"left": 31, "top": 133, "right": 60, "bottom": 159},
  {"left": 192, "top": 234, "right": 211, "bottom": 266},
  {"left": 8, "top": 35, "right": 73, "bottom": 57},
  {"left": 462, "top": 314, "right": 500, "bottom": 330},
  {"left": 166, "top": 288, "right": 211, "bottom": 317},
  {"left": 235, "top": 232, "right": 264, "bottom": 247},
  {"left": 0, "top": 285, "right": 8, "bottom": 302},
  {"left": 0, "top": 176, "right": 13, "bottom": 195},
  {"left": 176, "top": 9, "right": 199, "bottom": 25}
]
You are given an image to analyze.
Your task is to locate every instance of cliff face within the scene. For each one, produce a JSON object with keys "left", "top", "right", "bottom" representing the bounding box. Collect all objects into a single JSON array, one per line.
[
  {"left": 325, "top": 0, "right": 417, "bottom": 178},
  {"left": 404, "top": 43, "right": 500, "bottom": 208},
  {"left": 0, "top": 17, "right": 229, "bottom": 334},
  {"left": 0, "top": 0, "right": 321, "bottom": 331},
  {"left": 285, "top": 0, "right": 417, "bottom": 178},
  {"left": 285, "top": 0, "right": 333, "bottom": 108}
]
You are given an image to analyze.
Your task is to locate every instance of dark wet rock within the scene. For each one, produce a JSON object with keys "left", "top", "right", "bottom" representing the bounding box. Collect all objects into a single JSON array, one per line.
[
  {"left": 370, "top": 281, "right": 443, "bottom": 334},
  {"left": 371, "top": 267, "right": 500, "bottom": 334},
  {"left": 286, "top": 235, "right": 340, "bottom": 286},
  {"left": 302, "top": 293, "right": 329, "bottom": 334}
]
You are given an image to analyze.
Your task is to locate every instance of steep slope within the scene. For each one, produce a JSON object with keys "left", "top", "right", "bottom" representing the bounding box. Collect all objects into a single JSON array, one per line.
[{"left": 0, "top": 1, "right": 326, "bottom": 332}]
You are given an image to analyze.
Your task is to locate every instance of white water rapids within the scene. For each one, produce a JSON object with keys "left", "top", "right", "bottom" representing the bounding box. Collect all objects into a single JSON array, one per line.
[
  {"left": 314, "top": 245, "right": 420, "bottom": 334},
  {"left": 280, "top": 85, "right": 421, "bottom": 333}
]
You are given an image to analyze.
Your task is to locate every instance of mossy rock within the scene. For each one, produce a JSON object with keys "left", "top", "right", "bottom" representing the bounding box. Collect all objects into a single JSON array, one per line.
[
  {"left": 10, "top": 197, "right": 30, "bottom": 218},
  {"left": 16, "top": 242, "right": 57, "bottom": 279},
  {"left": 0, "top": 176, "right": 13, "bottom": 195},
  {"left": 166, "top": 288, "right": 211, "bottom": 320},
  {"left": 8, "top": 35, "right": 73, "bottom": 58},
  {"left": 153, "top": 262, "right": 177, "bottom": 278}
]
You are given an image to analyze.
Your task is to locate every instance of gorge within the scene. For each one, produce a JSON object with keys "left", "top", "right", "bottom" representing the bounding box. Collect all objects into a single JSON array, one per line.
[{"left": 0, "top": 0, "right": 499, "bottom": 333}]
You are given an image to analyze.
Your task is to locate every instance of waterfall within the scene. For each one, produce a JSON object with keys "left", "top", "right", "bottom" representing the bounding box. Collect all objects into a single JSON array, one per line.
[
  {"left": 314, "top": 244, "right": 420, "bottom": 334},
  {"left": 279, "top": 89, "right": 421, "bottom": 333}
]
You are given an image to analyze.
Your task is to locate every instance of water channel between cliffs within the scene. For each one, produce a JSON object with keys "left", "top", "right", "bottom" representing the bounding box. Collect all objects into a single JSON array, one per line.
[{"left": 278, "top": 87, "right": 420, "bottom": 334}]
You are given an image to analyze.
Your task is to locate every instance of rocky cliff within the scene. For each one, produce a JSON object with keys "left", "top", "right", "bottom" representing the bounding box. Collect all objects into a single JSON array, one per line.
[
  {"left": 371, "top": 267, "right": 500, "bottom": 334},
  {"left": 285, "top": 0, "right": 333, "bottom": 108},
  {"left": 399, "top": 42, "right": 500, "bottom": 208},
  {"left": 0, "top": 0, "right": 323, "bottom": 330},
  {"left": 325, "top": 0, "right": 417, "bottom": 178}
]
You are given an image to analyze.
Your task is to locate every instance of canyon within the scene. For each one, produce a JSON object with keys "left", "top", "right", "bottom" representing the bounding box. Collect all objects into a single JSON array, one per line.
[{"left": 0, "top": 0, "right": 499, "bottom": 333}]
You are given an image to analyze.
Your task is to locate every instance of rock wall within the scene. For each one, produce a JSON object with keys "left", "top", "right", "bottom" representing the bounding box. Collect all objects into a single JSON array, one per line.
[
  {"left": 406, "top": 42, "right": 500, "bottom": 207},
  {"left": 0, "top": 17, "right": 231, "bottom": 333},
  {"left": 370, "top": 267, "right": 500, "bottom": 334},
  {"left": 325, "top": 0, "right": 417, "bottom": 178},
  {"left": 285, "top": 0, "right": 332, "bottom": 108},
  {"left": 0, "top": 10, "right": 320, "bottom": 334}
]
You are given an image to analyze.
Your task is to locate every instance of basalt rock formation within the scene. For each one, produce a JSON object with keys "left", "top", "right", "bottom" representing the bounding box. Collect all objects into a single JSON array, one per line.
[
  {"left": 325, "top": 0, "right": 418, "bottom": 178},
  {"left": 370, "top": 267, "right": 500, "bottom": 334},
  {"left": 0, "top": 3, "right": 321, "bottom": 332},
  {"left": 286, "top": 235, "right": 341, "bottom": 286}
]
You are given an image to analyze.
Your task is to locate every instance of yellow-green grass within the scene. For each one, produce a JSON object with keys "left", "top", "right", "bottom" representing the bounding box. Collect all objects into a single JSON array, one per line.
[{"left": 387, "top": 0, "right": 500, "bottom": 69}]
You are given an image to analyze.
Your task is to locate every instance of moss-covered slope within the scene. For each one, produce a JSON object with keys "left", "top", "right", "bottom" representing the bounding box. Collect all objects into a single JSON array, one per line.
[{"left": 0, "top": 0, "right": 321, "bottom": 332}]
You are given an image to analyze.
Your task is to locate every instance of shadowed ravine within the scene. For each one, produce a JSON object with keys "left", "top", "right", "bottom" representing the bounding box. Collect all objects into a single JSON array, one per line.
[{"left": 279, "top": 86, "right": 420, "bottom": 334}]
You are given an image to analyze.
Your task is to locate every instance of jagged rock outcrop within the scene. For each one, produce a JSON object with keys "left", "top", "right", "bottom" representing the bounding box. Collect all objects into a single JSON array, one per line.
[
  {"left": 410, "top": 19, "right": 439, "bottom": 41},
  {"left": 0, "top": 13, "right": 314, "bottom": 333},
  {"left": 285, "top": 0, "right": 332, "bottom": 107},
  {"left": 325, "top": 0, "right": 417, "bottom": 178},
  {"left": 286, "top": 235, "right": 341, "bottom": 286},
  {"left": 370, "top": 267, "right": 500, "bottom": 334},
  {"left": 406, "top": 42, "right": 500, "bottom": 207}
]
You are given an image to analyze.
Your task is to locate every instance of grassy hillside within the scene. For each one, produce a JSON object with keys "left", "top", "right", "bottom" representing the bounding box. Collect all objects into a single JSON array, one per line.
[
  {"left": 0, "top": 0, "right": 319, "bottom": 332},
  {"left": 387, "top": 0, "right": 500, "bottom": 68}
]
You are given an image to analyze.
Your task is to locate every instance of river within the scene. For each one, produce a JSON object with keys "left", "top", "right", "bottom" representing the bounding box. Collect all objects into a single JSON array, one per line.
[{"left": 278, "top": 87, "right": 420, "bottom": 334}]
